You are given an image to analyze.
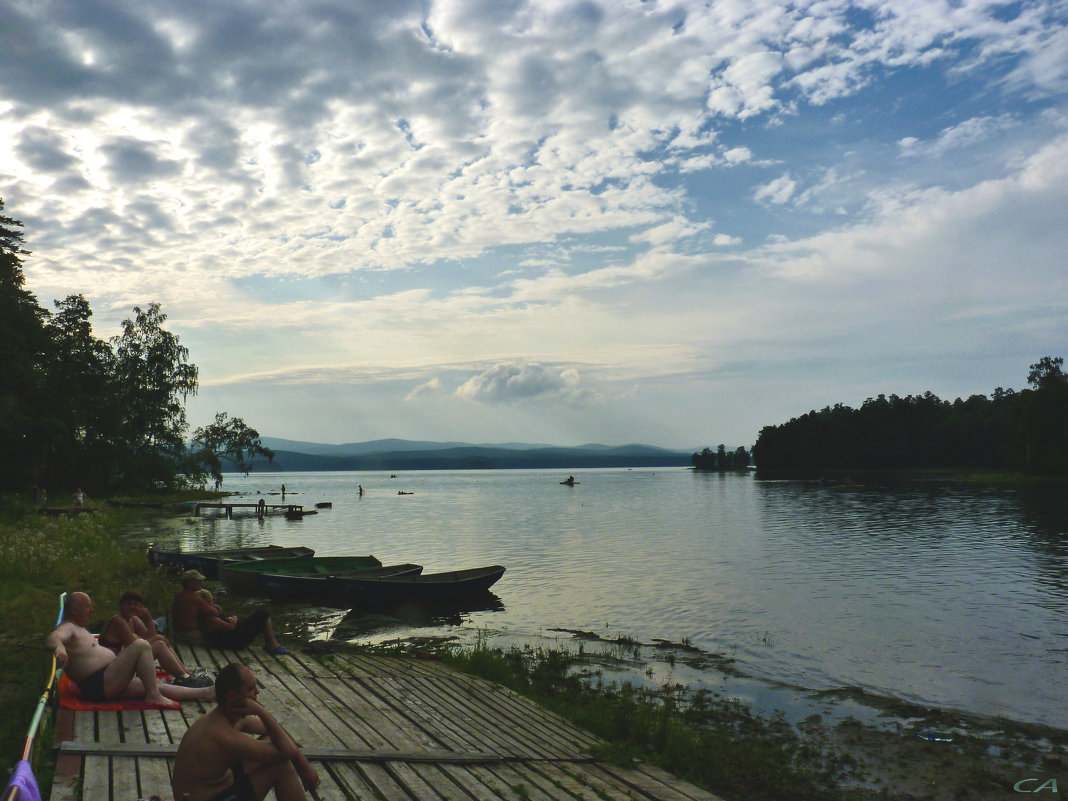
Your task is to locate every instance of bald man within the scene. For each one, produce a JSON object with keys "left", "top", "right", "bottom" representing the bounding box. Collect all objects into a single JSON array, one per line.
[{"left": 45, "top": 591, "right": 214, "bottom": 706}]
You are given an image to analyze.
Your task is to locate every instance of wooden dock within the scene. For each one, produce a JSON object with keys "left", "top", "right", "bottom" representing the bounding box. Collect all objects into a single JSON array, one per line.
[
  {"left": 192, "top": 502, "right": 304, "bottom": 518},
  {"left": 49, "top": 642, "right": 721, "bottom": 801}
]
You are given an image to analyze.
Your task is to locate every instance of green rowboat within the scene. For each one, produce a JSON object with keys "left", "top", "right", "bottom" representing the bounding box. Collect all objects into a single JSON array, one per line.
[{"left": 219, "top": 555, "right": 381, "bottom": 594}]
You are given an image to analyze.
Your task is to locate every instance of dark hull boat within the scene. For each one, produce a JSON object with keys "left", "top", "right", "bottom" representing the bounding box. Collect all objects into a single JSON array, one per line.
[
  {"left": 220, "top": 555, "right": 382, "bottom": 594},
  {"left": 258, "top": 563, "right": 424, "bottom": 600},
  {"left": 147, "top": 545, "right": 315, "bottom": 578},
  {"left": 324, "top": 565, "right": 506, "bottom": 603}
]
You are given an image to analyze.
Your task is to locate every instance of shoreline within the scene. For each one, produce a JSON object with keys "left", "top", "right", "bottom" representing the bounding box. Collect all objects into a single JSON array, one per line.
[{"left": 325, "top": 623, "right": 1067, "bottom": 800}]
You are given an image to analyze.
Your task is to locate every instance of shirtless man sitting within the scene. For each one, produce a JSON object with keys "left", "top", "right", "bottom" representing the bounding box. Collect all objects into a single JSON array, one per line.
[
  {"left": 45, "top": 591, "right": 215, "bottom": 706},
  {"left": 172, "top": 571, "right": 286, "bottom": 654},
  {"left": 171, "top": 663, "right": 318, "bottom": 801}
]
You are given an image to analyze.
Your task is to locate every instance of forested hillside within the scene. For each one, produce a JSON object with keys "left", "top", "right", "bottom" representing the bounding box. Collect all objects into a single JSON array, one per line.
[{"left": 752, "top": 358, "right": 1068, "bottom": 474}]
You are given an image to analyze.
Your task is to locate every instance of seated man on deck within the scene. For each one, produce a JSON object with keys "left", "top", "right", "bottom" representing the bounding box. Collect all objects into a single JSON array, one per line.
[
  {"left": 171, "top": 662, "right": 318, "bottom": 801},
  {"left": 98, "top": 589, "right": 212, "bottom": 687},
  {"left": 171, "top": 570, "right": 288, "bottom": 654},
  {"left": 45, "top": 592, "right": 215, "bottom": 705}
]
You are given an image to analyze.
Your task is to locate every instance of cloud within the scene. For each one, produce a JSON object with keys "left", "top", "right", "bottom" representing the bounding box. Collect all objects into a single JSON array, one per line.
[
  {"left": 898, "top": 115, "right": 1019, "bottom": 157},
  {"left": 15, "top": 126, "right": 79, "bottom": 172},
  {"left": 4, "top": 0, "right": 1063, "bottom": 296},
  {"left": 753, "top": 173, "right": 797, "bottom": 205},
  {"left": 405, "top": 377, "right": 447, "bottom": 400},
  {"left": 455, "top": 361, "right": 588, "bottom": 404},
  {"left": 3, "top": 0, "right": 1067, "bottom": 449}
]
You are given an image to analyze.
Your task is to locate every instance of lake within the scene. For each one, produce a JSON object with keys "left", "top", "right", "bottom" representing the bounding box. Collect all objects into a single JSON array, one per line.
[{"left": 125, "top": 468, "right": 1068, "bottom": 731}]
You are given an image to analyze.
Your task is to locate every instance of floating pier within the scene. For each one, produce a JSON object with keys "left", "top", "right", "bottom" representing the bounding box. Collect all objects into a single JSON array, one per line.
[
  {"left": 49, "top": 644, "right": 720, "bottom": 801},
  {"left": 192, "top": 502, "right": 305, "bottom": 519}
]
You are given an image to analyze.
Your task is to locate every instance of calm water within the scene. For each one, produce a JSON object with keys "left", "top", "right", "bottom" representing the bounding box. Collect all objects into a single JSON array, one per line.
[{"left": 126, "top": 469, "right": 1068, "bottom": 730}]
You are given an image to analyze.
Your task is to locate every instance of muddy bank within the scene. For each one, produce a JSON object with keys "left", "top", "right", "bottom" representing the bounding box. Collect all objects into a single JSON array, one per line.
[{"left": 292, "top": 611, "right": 1066, "bottom": 801}]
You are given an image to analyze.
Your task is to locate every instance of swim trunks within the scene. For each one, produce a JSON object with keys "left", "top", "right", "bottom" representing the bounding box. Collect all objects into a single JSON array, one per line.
[
  {"left": 204, "top": 774, "right": 255, "bottom": 801},
  {"left": 205, "top": 762, "right": 256, "bottom": 801},
  {"left": 77, "top": 666, "right": 109, "bottom": 701},
  {"left": 204, "top": 608, "right": 270, "bottom": 650}
]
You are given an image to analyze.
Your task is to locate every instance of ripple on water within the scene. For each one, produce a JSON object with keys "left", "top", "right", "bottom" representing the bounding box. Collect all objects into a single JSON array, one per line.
[{"left": 129, "top": 469, "right": 1068, "bottom": 729}]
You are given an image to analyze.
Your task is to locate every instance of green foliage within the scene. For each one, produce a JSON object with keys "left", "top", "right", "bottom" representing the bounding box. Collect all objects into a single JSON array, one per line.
[
  {"left": 0, "top": 197, "right": 272, "bottom": 494},
  {"left": 109, "top": 303, "right": 199, "bottom": 489},
  {"left": 752, "top": 358, "right": 1068, "bottom": 475},
  {"left": 0, "top": 498, "right": 178, "bottom": 778},
  {"left": 1023, "top": 357, "right": 1068, "bottom": 474},
  {"left": 0, "top": 200, "right": 51, "bottom": 491},
  {"left": 692, "top": 444, "right": 751, "bottom": 470},
  {"left": 190, "top": 412, "right": 275, "bottom": 487}
]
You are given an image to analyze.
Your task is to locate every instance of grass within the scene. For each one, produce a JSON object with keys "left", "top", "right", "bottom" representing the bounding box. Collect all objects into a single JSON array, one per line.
[{"left": 432, "top": 636, "right": 856, "bottom": 801}]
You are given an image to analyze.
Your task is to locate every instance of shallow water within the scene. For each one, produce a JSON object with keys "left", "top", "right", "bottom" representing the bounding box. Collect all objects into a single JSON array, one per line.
[{"left": 127, "top": 468, "right": 1068, "bottom": 729}]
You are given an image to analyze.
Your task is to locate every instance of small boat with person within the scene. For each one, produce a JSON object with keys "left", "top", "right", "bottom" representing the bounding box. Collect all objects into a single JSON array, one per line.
[
  {"left": 220, "top": 554, "right": 382, "bottom": 594},
  {"left": 324, "top": 564, "right": 506, "bottom": 604},
  {"left": 147, "top": 544, "right": 315, "bottom": 578}
]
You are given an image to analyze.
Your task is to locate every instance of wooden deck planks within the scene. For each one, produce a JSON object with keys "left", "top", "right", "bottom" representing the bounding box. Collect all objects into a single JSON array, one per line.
[{"left": 49, "top": 648, "right": 722, "bottom": 801}]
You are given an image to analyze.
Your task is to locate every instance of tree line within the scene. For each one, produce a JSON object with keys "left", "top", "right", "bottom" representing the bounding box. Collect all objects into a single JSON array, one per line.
[
  {"left": 691, "top": 445, "right": 751, "bottom": 470},
  {"left": 1, "top": 198, "right": 272, "bottom": 495},
  {"left": 751, "top": 357, "right": 1068, "bottom": 474}
]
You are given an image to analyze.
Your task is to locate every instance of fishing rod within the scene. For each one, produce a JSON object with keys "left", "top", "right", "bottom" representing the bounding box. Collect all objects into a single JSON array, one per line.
[{"left": 3, "top": 592, "right": 65, "bottom": 801}]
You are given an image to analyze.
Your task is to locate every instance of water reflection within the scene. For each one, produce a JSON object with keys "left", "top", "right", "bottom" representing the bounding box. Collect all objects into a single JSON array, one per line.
[
  {"left": 124, "top": 468, "right": 1068, "bottom": 729},
  {"left": 334, "top": 592, "right": 505, "bottom": 640}
]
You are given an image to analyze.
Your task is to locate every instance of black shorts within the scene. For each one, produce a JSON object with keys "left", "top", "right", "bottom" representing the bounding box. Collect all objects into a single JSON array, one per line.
[
  {"left": 204, "top": 608, "right": 270, "bottom": 650},
  {"left": 77, "top": 666, "right": 109, "bottom": 701},
  {"left": 205, "top": 773, "right": 256, "bottom": 801}
]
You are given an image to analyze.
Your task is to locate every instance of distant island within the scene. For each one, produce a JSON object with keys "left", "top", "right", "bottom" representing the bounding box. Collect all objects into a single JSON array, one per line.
[
  {"left": 226, "top": 438, "right": 699, "bottom": 472},
  {"left": 691, "top": 445, "right": 752, "bottom": 471}
]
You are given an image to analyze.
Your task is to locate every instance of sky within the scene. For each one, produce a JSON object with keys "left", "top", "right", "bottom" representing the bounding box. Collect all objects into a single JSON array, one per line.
[{"left": 2, "top": 0, "right": 1066, "bottom": 450}]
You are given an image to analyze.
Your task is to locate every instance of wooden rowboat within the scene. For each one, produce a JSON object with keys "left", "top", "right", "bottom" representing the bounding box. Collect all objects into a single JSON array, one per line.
[
  {"left": 147, "top": 544, "right": 315, "bottom": 578},
  {"left": 220, "top": 555, "right": 382, "bottom": 594},
  {"left": 324, "top": 565, "right": 506, "bottom": 604},
  {"left": 258, "top": 563, "right": 424, "bottom": 600}
]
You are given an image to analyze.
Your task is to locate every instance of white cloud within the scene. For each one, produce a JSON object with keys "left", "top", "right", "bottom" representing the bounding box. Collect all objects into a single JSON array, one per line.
[
  {"left": 405, "top": 377, "right": 447, "bottom": 400},
  {"left": 3, "top": 0, "right": 1067, "bottom": 447},
  {"left": 898, "top": 115, "right": 1019, "bottom": 157},
  {"left": 455, "top": 361, "right": 589, "bottom": 404},
  {"left": 753, "top": 173, "right": 797, "bottom": 205},
  {"left": 723, "top": 146, "right": 752, "bottom": 164}
]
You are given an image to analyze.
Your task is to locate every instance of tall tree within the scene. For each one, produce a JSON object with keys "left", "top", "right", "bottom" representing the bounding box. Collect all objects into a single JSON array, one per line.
[
  {"left": 0, "top": 199, "right": 51, "bottom": 489},
  {"left": 110, "top": 303, "right": 199, "bottom": 489},
  {"left": 43, "top": 295, "right": 119, "bottom": 490},
  {"left": 1023, "top": 356, "right": 1068, "bottom": 474},
  {"left": 190, "top": 412, "right": 275, "bottom": 487}
]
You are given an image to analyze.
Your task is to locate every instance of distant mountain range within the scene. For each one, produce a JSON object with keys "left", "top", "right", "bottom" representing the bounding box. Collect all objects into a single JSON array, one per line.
[{"left": 226, "top": 438, "right": 698, "bottom": 472}]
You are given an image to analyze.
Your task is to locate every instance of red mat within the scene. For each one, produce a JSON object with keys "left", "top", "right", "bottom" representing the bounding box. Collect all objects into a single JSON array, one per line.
[{"left": 58, "top": 671, "right": 181, "bottom": 710}]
